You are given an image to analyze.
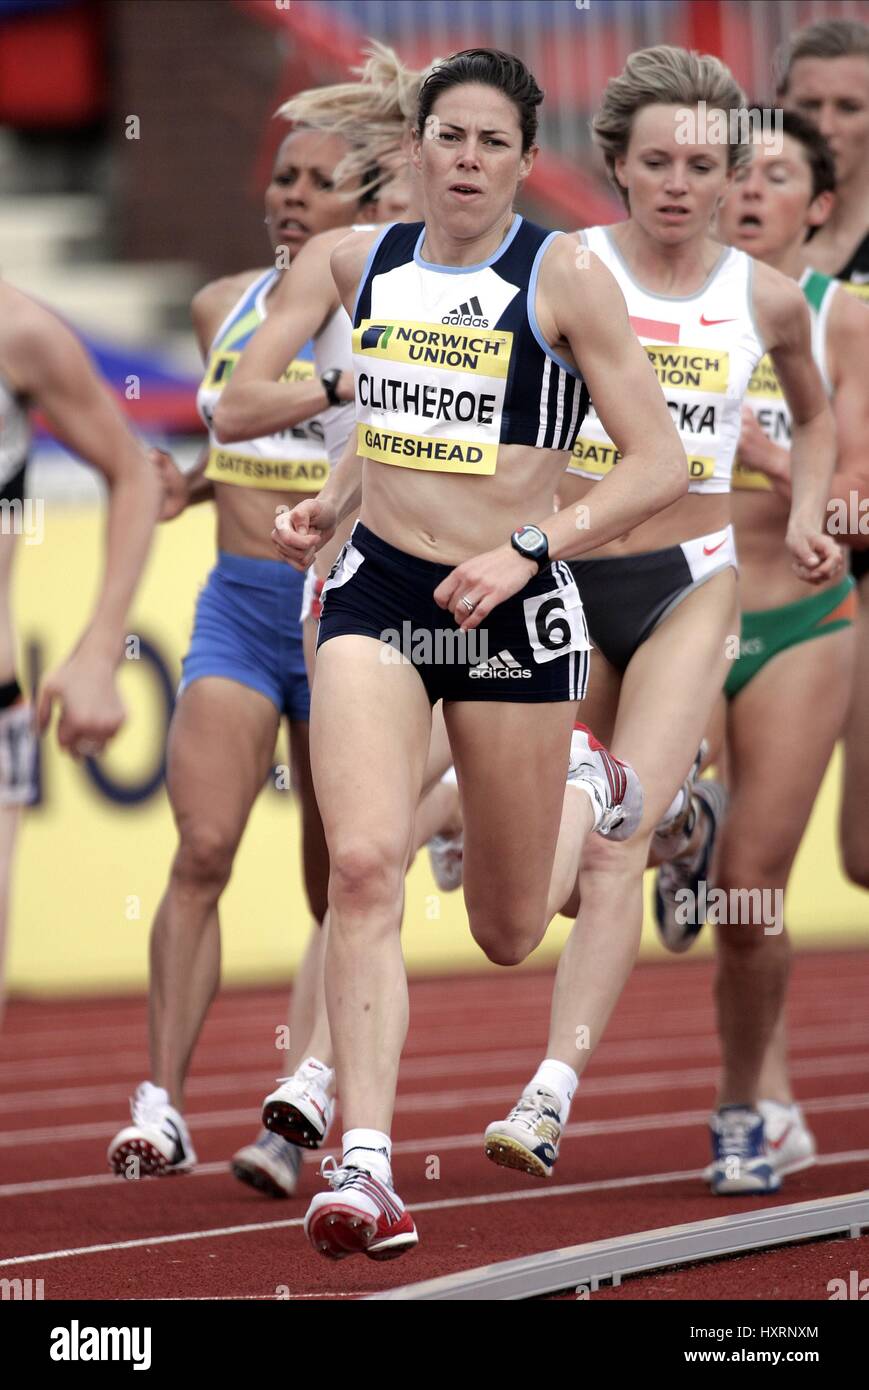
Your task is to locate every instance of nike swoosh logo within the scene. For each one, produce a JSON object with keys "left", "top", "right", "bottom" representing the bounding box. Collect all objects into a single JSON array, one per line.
[
  {"left": 700, "top": 314, "right": 737, "bottom": 326},
  {"left": 767, "top": 1124, "right": 793, "bottom": 1151},
  {"left": 703, "top": 538, "right": 727, "bottom": 555},
  {"left": 162, "top": 1118, "right": 185, "bottom": 1164}
]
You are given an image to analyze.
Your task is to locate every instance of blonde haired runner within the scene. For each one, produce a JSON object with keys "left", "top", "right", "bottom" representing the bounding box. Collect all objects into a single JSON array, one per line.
[{"left": 483, "top": 45, "right": 841, "bottom": 1195}]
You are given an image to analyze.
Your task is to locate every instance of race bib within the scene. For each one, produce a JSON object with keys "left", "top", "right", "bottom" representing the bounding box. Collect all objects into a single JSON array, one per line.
[{"left": 523, "top": 574, "right": 590, "bottom": 665}]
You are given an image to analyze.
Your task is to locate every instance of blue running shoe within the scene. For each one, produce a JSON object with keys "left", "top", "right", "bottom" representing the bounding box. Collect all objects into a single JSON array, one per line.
[
  {"left": 654, "top": 779, "right": 728, "bottom": 953},
  {"left": 708, "top": 1105, "right": 780, "bottom": 1195}
]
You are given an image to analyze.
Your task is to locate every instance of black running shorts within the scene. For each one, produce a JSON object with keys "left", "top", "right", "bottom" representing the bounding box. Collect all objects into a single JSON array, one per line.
[{"left": 317, "top": 522, "right": 590, "bottom": 704}]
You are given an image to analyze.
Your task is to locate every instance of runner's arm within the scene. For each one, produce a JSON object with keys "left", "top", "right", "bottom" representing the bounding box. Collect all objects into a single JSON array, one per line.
[
  {"left": 538, "top": 240, "right": 687, "bottom": 560},
  {"left": 214, "top": 233, "right": 351, "bottom": 442},
  {"left": 14, "top": 305, "right": 159, "bottom": 659}
]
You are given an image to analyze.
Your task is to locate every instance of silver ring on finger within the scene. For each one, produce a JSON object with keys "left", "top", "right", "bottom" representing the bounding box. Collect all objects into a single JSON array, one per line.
[{"left": 459, "top": 595, "right": 476, "bottom": 614}]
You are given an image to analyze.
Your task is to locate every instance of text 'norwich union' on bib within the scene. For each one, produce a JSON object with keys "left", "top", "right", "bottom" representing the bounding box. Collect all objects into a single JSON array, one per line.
[{"left": 351, "top": 218, "right": 589, "bottom": 478}]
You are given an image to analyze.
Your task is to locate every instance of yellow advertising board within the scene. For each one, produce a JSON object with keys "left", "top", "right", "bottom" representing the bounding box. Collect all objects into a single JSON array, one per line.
[{"left": 8, "top": 503, "right": 867, "bottom": 996}]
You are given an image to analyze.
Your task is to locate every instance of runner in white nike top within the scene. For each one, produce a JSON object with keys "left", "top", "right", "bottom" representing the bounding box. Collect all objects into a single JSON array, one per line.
[
  {"left": 273, "top": 46, "right": 686, "bottom": 1261},
  {"left": 483, "top": 45, "right": 841, "bottom": 1187}
]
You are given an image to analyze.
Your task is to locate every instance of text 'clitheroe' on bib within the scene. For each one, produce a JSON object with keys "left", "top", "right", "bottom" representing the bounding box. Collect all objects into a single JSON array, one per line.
[{"left": 352, "top": 318, "right": 514, "bottom": 476}]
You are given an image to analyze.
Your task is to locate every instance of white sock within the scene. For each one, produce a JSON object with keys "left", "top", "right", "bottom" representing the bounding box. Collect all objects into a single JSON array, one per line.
[
  {"left": 527, "top": 1060, "right": 578, "bottom": 1125},
  {"left": 342, "top": 1127, "right": 392, "bottom": 1184}
]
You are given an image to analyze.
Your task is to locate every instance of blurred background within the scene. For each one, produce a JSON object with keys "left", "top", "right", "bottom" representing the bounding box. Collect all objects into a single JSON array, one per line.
[{"left": 7, "top": 0, "right": 868, "bottom": 996}]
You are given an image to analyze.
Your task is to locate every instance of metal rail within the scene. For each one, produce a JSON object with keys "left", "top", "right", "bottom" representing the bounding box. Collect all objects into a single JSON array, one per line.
[{"left": 368, "top": 1190, "right": 869, "bottom": 1300}]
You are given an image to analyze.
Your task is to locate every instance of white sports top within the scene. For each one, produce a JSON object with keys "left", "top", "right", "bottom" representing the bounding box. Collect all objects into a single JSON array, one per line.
[
  {"left": 196, "top": 270, "right": 330, "bottom": 492},
  {"left": 733, "top": 267, "right": 835, "bottom": 491},
  {"left": 567, "top": 225, "right": 765, "bottom": 494},
  {"left": 0, "top": 372, "right": 30, "bottom": 488}
]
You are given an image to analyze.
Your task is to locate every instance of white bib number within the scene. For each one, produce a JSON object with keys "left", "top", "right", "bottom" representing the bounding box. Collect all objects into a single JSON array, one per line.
[{"left": 523, "top": 576, "right": 589, "bottom": 665}]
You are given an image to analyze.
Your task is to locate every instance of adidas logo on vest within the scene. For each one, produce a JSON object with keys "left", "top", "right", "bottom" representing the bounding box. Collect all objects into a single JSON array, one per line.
[{"left": 442, "top": 295, "right": 489, "bottom": 327}]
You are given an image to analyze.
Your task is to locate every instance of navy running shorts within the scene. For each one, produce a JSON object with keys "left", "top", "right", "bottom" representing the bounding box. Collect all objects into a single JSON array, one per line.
[{"left": 317, "top": 522, "right": 590, "bottom": 704}]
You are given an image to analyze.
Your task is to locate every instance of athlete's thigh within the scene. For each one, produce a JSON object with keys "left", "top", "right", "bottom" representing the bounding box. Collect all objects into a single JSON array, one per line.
[
  {"left": 576, "top": 643, "right": 622, "bottom": 746},
  {"left": 166, "top": 677, "right": 280, "bottom": 841},
  {"left": 840, "top": 578, "right": 869, "bottom": 845},
  {"left": 444, "top": 698, "right": 577, "bottom": 906},
  {"left": 421, "top": 702, "right": 452, "bottom": 796},
  {"left": 723, "top": 628, "right": 855, "bottom": 880},
  {"left": 310, "top": 635, "right": 432, "bottom": 854},
  {"left": 612, "top": 571, "right": 738, "bottom": 827}
]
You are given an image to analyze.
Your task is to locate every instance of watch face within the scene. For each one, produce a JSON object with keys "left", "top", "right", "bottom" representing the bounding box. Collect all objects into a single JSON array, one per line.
[{"left": 519, "top": 526, "right": 544, "bottom": 549}]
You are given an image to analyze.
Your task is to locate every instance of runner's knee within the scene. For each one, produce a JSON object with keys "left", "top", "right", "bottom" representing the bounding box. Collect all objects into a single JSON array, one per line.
[
  {"left": 172, "top": 819, "right": 238, "bottom": 893},
  {"left": 466, "top": 898, "right": 545, "bottom": 966},
  {"left": 329, "top": 837, "right": 406, "bottom": 914}
]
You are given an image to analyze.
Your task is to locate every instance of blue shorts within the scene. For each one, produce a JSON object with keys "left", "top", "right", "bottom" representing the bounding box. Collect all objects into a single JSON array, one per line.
[
  {"left": 318, "top": 523, "right": 590, "bottom": 704},
  {"left": 179, "top": 551, "right": 310, "bottom": 720}
]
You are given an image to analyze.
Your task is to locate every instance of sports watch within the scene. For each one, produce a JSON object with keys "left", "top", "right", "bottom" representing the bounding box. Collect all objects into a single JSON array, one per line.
[
  {"left": 320, "top": 368, "right": 343, "bottom": 407},
  {"left": 510, "top": 524, "right": 550, "bottom": 571}
]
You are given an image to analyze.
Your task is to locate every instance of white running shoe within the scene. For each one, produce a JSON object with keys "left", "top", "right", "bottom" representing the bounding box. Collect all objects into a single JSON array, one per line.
[
  {"left": 262, "top": 1057, "right": 334, "bottom": 1149},
  {"left": 758, "top": 1100, "right": 817, "bottom": 1177},
  {"left": 108, "top": 1081, "right": 196, "bottom": 1177},
  {"left": 567, "top": 725, "right": 644, "bottom": 841},
  {"left": 231, "top": 1128, "right": 304, "bottom": 1198},
  {"left": 484, "top": 1085, "right": 563, "bottom": 1179},
  {"left": 305, "top": 1156, "right": 418, "bottom": 1261},
  {"left": 427, "top": 829, "right": 464, "bottom": 891}
]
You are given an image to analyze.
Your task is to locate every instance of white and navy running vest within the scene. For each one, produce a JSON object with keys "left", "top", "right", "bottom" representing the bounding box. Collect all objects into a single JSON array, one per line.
[
  {"left": 567, "top": 225, "right": 765, "bottom": 494},
  {"left": 351, "top": 215, "right": 588, "bottom": 476},
  {"left": 733, "top": 268, "right": 836, "bottom": 491},
  {"left": 0, "top": 370, "right": 30, "bottom": 494},
  {"left": 196, "top": 270, "right": 330, "bottom": 492}
]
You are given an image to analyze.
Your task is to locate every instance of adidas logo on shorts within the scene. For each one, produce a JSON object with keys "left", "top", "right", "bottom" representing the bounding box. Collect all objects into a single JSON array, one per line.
[
  {"left": 442, "top": 295, "right": 489, "bottom": 328},
  {"left": 469, "top": 649, "right": 531, "bottom": 679}
]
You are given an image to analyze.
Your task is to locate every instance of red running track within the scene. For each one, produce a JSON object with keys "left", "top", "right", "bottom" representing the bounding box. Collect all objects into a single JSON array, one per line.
[{"left": 0, "top": 948, "right": 867, "bottom": 1301}]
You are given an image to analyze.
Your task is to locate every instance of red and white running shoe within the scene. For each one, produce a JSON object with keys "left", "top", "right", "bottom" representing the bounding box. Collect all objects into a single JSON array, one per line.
[
  {"left": 568, "top": 725, "right": 644, "bottom": 841},
  {"left": 305, "top": 1157, "right": 418, "bottom": 1261},
  {"left": 262, "top": 1057, "right": 334, "bottom": 1149}
]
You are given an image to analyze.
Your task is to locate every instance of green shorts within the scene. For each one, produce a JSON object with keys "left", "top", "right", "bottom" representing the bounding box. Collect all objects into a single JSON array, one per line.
[{"left": 725, "top": 575, "right": 857, "bottom": 700}]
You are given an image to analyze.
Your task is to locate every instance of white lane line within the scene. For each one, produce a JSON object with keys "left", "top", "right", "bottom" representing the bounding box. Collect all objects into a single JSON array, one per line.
[
  {"left": 3, "top": 1147, "right": 869, "bottom": 1271},
  {"left": 5, "top": 1046, "right": 869, "bottom": 1118},
  {"left": 1, "top": 1096, "right": 867, "bottom": 1200},
  {"left": 2, "top": 1019, "right": 867, "bottom": 1088},
  {"left": 3, "top": 1056, "right": 869, "bottom": 1149}
]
